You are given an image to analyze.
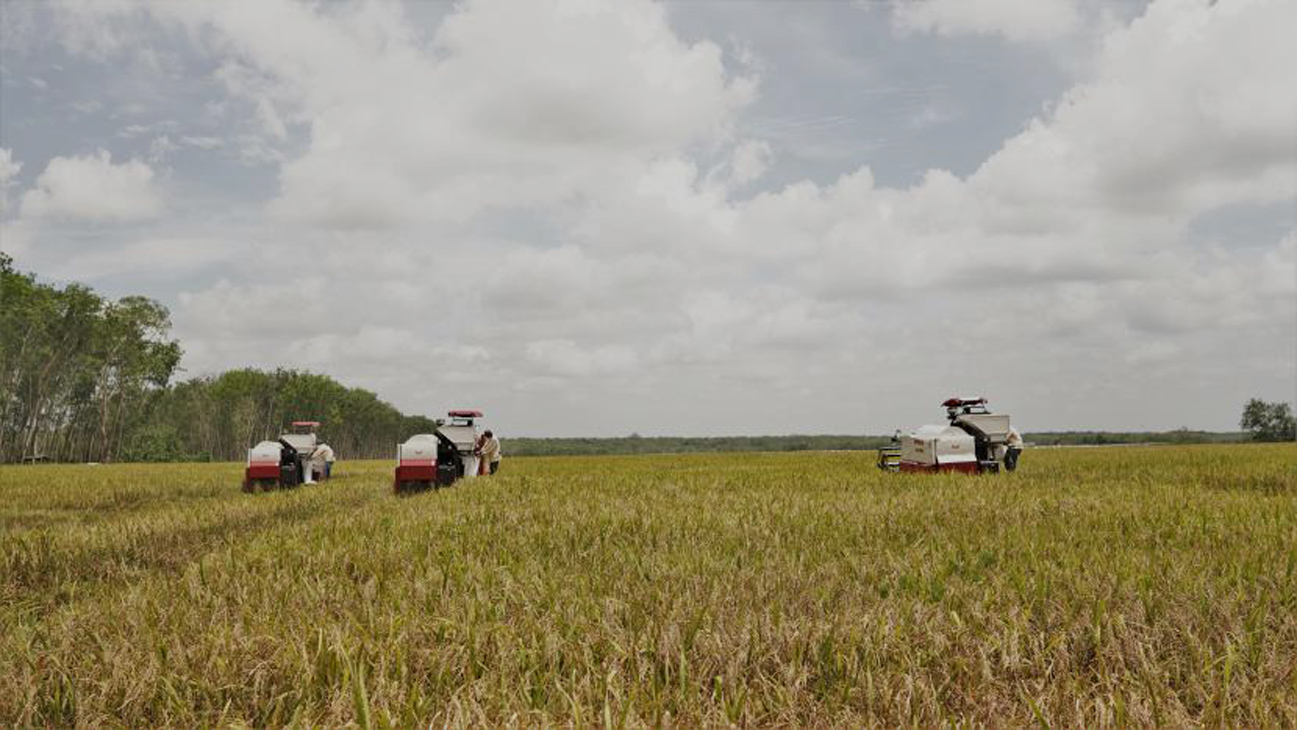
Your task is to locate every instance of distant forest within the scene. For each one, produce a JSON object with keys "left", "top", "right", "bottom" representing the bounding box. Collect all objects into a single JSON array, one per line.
[
  {"left": 502, "top": 430, "right": 1246, "bottom": 457},
  {"left": 0, "top": 255, "right": 1251, "bottom": 464},
  {"left": 0, "top": 255, "right": 434, "bottom": 463}
]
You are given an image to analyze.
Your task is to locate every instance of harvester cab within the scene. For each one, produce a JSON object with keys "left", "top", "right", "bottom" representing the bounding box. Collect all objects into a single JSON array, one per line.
[
  {"left": 394, "top": 410, "right": 484, "bottom": 494},
  {"left": 878, "top": 398, "right": 1021, "bottom": 474},
  {"left": 242, "top": 420, "right": 327, "bottom": 492}
]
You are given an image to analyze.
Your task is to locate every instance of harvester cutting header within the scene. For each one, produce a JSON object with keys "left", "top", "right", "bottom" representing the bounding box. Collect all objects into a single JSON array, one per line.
[{"left": 878, "top": 397, "right": 1022, "bottom": 474}]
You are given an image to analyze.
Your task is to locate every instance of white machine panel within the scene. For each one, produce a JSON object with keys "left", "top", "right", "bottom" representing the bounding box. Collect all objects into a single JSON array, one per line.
[
  {"left": 954, "top": 413, "right": 1011, "bottom": 443},
  {"left": 438, "top": 424, "right": 479, "bottom": 453},
  {"left": 248, "top": 440, "right": 281, "bottom": 465},
  {"left": 281, "top": 433, "right": 317, "bottom": 455},
  {"left": 398, "top": 434, "right": 439, "bottom": 462},
  {"left": 934, "top": 429, "right": 976, "bottom": 464},
  {"left": 900, "top": 424, "right": 974, "bottom": 466}
]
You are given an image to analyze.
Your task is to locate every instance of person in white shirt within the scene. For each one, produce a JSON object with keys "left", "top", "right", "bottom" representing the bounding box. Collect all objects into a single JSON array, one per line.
[
  {"left": 477, "top": 430, "right": 502, "bottom": 475},
  {"left": 1007, "top": 428, "right": 1023, "bottom": 449},
  {"left": 1004, "top": 428, "right": 1023, "bottom": 471},
  {"left": 309, "top": 442, "right": 335, "bottom": 481}
]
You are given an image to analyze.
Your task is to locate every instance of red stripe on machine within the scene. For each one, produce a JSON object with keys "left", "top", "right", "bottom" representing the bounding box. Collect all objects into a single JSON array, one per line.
[{"left": 395, "top": 464, "right": 436, "bottom": 482}]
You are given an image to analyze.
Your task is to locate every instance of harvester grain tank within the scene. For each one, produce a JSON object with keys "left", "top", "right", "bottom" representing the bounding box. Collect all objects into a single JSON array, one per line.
[
  {"left": 877, "top": 398, "right": 1022, "bottom": 474},
  {"left": 242, "top": 420, "right": 331, "bottom": 492},
  {"left": 394, "top": 410, "right": 484, "bottom": 493}
]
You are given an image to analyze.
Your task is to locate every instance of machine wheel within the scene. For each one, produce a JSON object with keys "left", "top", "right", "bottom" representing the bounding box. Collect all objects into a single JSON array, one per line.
[
  {"left": 394, "top": 480, "right": 435, "bottom": 495},
  {"left": 246, "top": 478, "right": 278, "bottom": 493}
]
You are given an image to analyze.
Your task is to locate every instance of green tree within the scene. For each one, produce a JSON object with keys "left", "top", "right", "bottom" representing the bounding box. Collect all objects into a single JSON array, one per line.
[
  {"left": 1, "top": 258, "right": 181, "bottom": 462},
  {"left": 1240, "top": 398, "right": 1297, "bottom": 442}
]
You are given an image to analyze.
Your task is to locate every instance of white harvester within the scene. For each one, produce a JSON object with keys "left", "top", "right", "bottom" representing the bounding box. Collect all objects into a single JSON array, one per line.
[
  {"left": 394, "top": 410, "right": 484, "bottom": 493},
  {"left": 243, "top": 420, "right": 331, "bottom": 492},
  {"left": 877, "top": 398, "right": 1022, "bottom": 474}
]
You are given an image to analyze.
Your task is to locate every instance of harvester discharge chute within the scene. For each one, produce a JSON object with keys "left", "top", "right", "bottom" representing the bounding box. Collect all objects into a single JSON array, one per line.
[
  {"left": 394, "top": 410, "right": 484, "bottom": 494},
  {"left": 878, "top": 398, "right": 1022, "bottom": 475}
]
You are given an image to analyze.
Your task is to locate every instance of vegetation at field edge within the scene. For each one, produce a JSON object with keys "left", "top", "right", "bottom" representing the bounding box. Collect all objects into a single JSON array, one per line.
[
  {"left": 2, "top": 444, "right": 1295, "bottom": 726},
  {"left": 501, "top": 429, "right": 1248, "bottom": 457}
]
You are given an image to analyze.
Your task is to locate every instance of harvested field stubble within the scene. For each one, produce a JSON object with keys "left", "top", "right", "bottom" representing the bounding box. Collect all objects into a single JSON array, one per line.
[{"left": 2, "top": 444, "right": 1295, "bottom": 726}]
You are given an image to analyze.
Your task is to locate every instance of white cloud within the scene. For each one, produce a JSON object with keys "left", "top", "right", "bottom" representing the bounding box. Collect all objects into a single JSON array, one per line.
[
  {"left": 20, "top": 150, "right": 163, "bottom": 222},
  {"left": 135, "top": 0, "right": 757, "bottom": 229},
  {"left": 0, "top": 148, "right": 21, "bottom": 214},
  {"left": 179, "top": 135, "right": 223, "bottom": 150},
  {"left": 970, "top": 0, "right": 1297, "bottom": 220},
  {"left": 15, "top": 0, "right": 1295, "bottom": 433},
  {"left": 148, "top": 135, "right": 179, "bottom": 162},
  {"left": 0, "top": 220, "right": 36, "bottom": 260},
  {"left": 732, "top": 0, "right": 1297, "bottom": 303},
  {"left": 526, "top": 339, "right": 639, "bottom": 378},
  {"left": 47, "top": 237, "right": 242, "bottom": 281},
  {"left": 892, "top": 0, "right": 1084, "bottom": 42},
  {"left": 722, "top": 139, "right": 772, "bottom": 187},
  {"left": 69, "top": 99, "right": 104, "bottom": 115}
]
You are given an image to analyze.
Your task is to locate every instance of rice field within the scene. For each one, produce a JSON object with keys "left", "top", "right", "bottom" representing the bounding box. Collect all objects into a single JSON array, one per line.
[{"left": 2, "top": 444, "right": 1295, "bottom": 726}]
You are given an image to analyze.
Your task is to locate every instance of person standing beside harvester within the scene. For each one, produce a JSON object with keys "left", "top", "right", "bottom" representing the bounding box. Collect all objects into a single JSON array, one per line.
[
  {"left": 321, "top": 442, "right": 336, "bottom": 478},
  {"left": 308, "top": 442, "right": 335, "bottom": 482},
  {"left": 477, "top": 430, "right": 502, "bottom": 475},
  {"left": 1004, "top": 428, "right": 1023, "bottom": 471}
]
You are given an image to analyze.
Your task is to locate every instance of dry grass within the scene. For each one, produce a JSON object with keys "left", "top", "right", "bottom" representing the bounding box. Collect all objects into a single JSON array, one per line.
[{"left": 2, "top": 444, "right": 1295, "bottom": 726}]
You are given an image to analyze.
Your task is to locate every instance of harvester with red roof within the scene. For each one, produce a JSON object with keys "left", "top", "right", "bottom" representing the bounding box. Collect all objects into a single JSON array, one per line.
[
  {"left": 394, "top": 410, "right": 484, "bottom": 494},
  {"left": 877, "top": 398, "right": 1022, "bottom": 474}
]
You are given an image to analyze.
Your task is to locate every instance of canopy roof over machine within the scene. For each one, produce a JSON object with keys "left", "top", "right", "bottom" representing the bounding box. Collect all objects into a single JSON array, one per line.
[{"left": 439, "top": 409, "right": 484, "bottom": 452}]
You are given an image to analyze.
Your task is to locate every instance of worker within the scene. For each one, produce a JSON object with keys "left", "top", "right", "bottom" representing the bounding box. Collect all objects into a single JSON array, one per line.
[
  {"left": 477, "top": 430, "right": 502, "bottom": 475},
  {"left": 1004, "top": 427, "right": 1023, "bottom": 471},
  {"left": 307, "top": 442, "right": 334, "bottom": 483},
  {"left": 316, "top": 442, "right": 336, "bottom": 479}
]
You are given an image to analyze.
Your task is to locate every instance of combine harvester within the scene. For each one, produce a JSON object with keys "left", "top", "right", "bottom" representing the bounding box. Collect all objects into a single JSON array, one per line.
[
  {"left": 394, "top": 410, "right": 485, "bottom": 494},
  {"left": 877, "top": 398, "right": 1022, "bottom": 474},
  {"left": 243, "top": 421, "right": 332, "bottom": 492}
]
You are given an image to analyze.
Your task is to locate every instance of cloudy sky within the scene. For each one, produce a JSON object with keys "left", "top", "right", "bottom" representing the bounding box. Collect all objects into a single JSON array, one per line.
[{"left": 1, "top": 0, "right": 1294, "bottom": 436}]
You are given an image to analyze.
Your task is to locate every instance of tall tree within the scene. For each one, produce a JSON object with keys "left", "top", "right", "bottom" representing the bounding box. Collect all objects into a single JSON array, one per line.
[
  {"left": 2, "top": 259, "right": 439, "bottom": 463},
  {"left": 1240, "top": 399, "right": 1297, "bottom": 442},
  {"left": 1, "top": 258, "right": 181, "bottom": 462}
]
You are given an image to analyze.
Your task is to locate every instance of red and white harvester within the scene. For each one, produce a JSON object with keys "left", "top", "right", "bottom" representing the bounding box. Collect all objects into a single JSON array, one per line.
[
  {"left": 243, "top": 421, "right": 330, "bottom": 492},
  {"left": 877, "top": 398, "right": 1021, "bottom": 474},
  {"left": 394, "top": 410, "right": 484, "bottom": 493}
]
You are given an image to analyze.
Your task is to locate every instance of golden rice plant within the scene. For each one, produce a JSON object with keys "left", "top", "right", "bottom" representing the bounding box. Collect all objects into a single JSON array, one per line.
[{"left": 2, "top": 444, "right": 1294, "bottom": 726}]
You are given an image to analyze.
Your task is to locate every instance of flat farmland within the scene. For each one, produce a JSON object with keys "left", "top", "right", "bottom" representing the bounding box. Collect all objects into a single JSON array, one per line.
[{"left": 2, "top": 445, "right": 1295, "bottom": 726}]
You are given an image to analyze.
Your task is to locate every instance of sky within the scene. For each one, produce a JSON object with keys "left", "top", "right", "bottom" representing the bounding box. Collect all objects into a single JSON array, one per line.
[{"left": 1, "top": 0, "right": 1294, "bottom": 436}]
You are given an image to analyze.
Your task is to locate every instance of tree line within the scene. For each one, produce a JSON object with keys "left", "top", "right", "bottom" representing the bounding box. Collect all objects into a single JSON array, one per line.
[
  {"left": 131, "top": 369, "right": 438, "bottom": 462},
  {"left": 501, "top": 429, "right": 1259, "bottom": 457},
  {"left": 1, "top": 253, "right": 181, "bottom": 463},
  {"left": 1, "top": 254, "right": 435, "bottom": 463},
  {"left": 504, "top": 434, "right": 894, "bottom": 457},
  {"left": 3, "top": 254, "right": 1289, "bottom": 463}
]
